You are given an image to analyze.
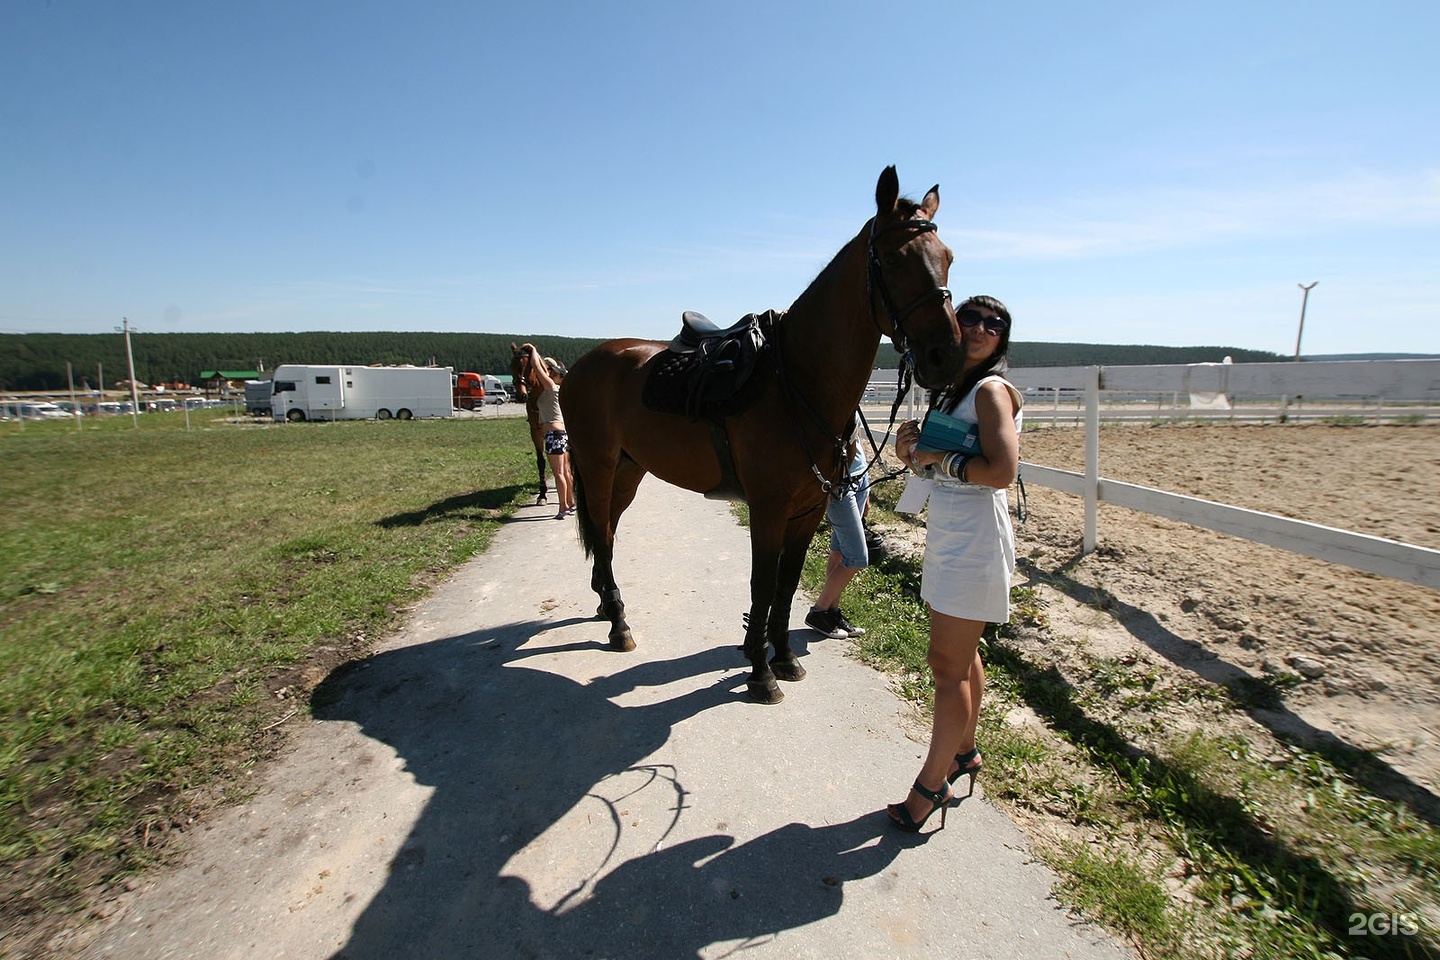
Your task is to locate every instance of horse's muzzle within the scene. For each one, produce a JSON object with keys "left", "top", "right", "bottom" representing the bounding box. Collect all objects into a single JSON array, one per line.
[{"left": 912, "top": 344, "right": 965, "bottom": 390}]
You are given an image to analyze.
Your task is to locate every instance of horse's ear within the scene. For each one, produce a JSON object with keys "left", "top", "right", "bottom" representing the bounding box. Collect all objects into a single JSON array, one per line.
[
  {"left": 875, "top": 166, "right": 900, "bottom": 215},
  {"left": 921, "top": 184, "right": 940, "bottom": 219}
]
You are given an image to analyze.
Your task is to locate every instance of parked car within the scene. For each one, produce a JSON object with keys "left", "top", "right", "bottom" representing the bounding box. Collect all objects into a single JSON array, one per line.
[
  {"left": 1, "top": 400, "right": 71, "bottom": 420},
  {"left": 485, "top": 388, "right": 510, "bottom": 405}
]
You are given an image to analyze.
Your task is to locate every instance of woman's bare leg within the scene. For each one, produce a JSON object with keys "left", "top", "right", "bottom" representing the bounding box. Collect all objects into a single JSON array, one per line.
[{"left": 898, "top": 607, "right": 985, "bottom": 822}]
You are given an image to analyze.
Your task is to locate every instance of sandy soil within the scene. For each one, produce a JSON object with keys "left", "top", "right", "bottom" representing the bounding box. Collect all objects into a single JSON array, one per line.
[{"left": 1002, "top": 421, "right": 1440, "bottom": 797}]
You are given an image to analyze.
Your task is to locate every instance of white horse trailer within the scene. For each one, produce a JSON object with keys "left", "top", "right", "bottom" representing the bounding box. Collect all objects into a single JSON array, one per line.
[{"left": 269, "top": 364, "right": 455, "bottom": 422}]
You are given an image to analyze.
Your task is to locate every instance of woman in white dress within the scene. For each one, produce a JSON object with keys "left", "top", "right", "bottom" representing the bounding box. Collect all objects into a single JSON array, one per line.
[{"left": 888, "top": 295, "right": 1023, "bottom": 832}]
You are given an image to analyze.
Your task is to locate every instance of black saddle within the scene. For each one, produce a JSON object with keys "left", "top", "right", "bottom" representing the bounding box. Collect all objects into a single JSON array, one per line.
[
  {"left": 642, "top": 310, "right": 776, "bottom": 421},
  {"left": 668, "top": 310, "right": 757, "bottom": 354}
]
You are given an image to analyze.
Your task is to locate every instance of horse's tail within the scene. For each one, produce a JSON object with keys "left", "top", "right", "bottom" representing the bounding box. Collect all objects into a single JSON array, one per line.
[{"left": 573, "top": 465, "right": 598, "bottom": 560}]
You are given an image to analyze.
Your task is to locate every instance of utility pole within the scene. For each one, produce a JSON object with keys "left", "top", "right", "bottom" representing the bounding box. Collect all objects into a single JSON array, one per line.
[
  {"left": 1293, "top": 282, "right": 1318, "bottom": 361},
  {"left": 122, "top": 317, "right": 140, "bottom": 428}
]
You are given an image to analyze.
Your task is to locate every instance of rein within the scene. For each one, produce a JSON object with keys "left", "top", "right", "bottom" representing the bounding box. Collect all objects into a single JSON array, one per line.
[
  {"left": 771, "top": 317, "right": 911, "bottom": 522},
  {"left": 765, "top": 317, "right": 856, "bottom": 520}
]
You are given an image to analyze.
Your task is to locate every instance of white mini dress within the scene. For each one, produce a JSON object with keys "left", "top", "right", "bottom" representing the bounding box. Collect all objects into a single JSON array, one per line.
[{"left": 920, "top": 375, "right": 1024, "bottom": 624}]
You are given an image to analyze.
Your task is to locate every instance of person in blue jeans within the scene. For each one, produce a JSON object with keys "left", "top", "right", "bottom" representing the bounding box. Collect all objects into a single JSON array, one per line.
[{"left": 805, "top": 432, "right": 870, "bottom": 639}]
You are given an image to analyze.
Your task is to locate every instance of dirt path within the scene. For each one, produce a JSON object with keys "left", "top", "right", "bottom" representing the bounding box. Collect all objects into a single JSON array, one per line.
[{"left": 63, "top": 480, "right": 1132, "bottom": 960}]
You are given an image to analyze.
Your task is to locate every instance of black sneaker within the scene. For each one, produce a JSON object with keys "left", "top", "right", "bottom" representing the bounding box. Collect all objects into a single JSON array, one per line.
[
  {"left": 804, "top": 606, "right": 848, "bottom": 639},
  {"left": 833, "top": 608, "right": 867, "bottom": 637}
]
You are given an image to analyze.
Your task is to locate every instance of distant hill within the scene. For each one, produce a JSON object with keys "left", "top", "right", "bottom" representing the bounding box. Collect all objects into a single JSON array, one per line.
[
  {"left": 1301, "top": 352, "right": 1440, "bottom": 361},
  {"left": 0, "top": 331, "right": 609, "bottom": 393},
  {"left": 1, "top": 331, "right": 1285, "bottom": 392},
  {"left": 1004, "top": 342, "right": 1281, "bottom": 368}
]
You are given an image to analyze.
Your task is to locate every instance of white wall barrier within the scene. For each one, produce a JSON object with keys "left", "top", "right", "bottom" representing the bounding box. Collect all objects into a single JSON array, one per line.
[{"left": 1007, "top": 360, "right": 1440, "bottom": 591}]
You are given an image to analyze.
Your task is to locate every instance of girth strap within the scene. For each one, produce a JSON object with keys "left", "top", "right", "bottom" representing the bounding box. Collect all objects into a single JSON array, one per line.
[{"left": 704, "top": 418, "right": 746, "bottom": 502}]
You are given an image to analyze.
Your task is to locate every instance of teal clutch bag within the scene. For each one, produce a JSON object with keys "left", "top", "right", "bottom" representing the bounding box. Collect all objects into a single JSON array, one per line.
[{"left": 916, "top": 409, "right": 981, "bottom": 455}]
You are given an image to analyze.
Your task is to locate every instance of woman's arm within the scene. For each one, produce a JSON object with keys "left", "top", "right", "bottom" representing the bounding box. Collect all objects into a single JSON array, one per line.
[
  {"left": 524, "top": 344, "right": 557, "bottom": 391},
  {"left": 965, "top": 381, "right": 1019, "bottom": 488}
]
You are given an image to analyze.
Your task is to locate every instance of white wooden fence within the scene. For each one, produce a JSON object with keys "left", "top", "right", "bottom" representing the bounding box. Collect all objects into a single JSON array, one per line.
[{"left": 1004, "top": 360, "right": 1440, "bottom": 591}]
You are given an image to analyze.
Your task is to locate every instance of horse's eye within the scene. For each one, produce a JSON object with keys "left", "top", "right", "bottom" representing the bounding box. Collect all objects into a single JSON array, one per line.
[{"left": 884, "top": 254, "right": 900, "bottom": 267}]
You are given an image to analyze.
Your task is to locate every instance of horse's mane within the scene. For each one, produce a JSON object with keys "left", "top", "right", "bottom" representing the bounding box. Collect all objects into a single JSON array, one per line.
[{"left": 793, "top": 195, "right": 924, "bottom": 309}]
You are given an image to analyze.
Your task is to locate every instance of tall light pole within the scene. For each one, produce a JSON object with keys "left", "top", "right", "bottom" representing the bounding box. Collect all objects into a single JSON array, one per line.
[
  {"left": 122, "top": 317, "right": 141, "bottom": 428},
  {"left": 1293, "top": 282, "right": 1318, "bottom": 361}
]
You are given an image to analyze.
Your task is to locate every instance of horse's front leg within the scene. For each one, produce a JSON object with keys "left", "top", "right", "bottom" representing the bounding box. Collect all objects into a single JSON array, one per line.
[
  {"left": 743, "top": 611, "right": 782, "bottom": 704},
  {"left": 744, "top": 527, "right": 784, "bottom": 704},
  {"left": 766, "top": 511, "right": 825, "bottom": 684}
]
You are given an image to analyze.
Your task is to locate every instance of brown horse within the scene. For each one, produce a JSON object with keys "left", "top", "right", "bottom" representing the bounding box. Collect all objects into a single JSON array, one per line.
[
  {"left": 510, "top": 343, "right": 549, "bottom": 505},
  {"left": 559, "top": 167, "right": 964, "bottom": 704}
]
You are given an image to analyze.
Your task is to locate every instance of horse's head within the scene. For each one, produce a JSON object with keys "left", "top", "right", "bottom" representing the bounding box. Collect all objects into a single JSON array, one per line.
[
  {"left": 868, "top": 166, "right": 964, "bottom": 389},
  {"left": 509, "top": 343, "right": 531, "bottom": 402}
]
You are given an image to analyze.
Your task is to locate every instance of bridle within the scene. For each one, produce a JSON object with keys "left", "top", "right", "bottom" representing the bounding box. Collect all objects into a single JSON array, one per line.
[
  {"left": 860, "top": 214, "right": 953, "bottom": 484},
  {"left": 866, "top": 215, "right": 953, "bottom": 359}
]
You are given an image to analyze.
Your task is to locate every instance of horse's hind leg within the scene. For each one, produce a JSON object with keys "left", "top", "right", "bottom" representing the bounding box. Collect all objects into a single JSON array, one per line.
[
  {"left": 580, "top": 456, "right": 645, "bottom": 652},
  {"left": 589, "top": 544, "right": 633, "bottom": 651}
]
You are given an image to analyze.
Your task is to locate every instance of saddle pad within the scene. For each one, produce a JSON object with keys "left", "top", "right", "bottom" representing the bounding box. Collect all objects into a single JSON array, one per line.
[
  {"left": 640, "top": 351, "right": 695, "bottom": 414},
  {"left": 640, "top": 348, "right": 770, "bottom": 420}
]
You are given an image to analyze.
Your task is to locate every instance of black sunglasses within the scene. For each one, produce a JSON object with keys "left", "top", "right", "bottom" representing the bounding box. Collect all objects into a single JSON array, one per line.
[{"left": 957, "top": 308, "right": 1010, "bottom": 335}]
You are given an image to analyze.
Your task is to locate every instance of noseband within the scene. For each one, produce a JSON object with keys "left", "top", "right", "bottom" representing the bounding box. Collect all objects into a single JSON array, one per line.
[{"left": 866, "top": 217, "right": 953, "bottom": 356}]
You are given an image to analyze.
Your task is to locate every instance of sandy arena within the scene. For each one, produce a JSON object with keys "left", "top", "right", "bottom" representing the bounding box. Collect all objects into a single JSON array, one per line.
[{"left": 995, "top": 421, "right": 1440, "bottom": 796}]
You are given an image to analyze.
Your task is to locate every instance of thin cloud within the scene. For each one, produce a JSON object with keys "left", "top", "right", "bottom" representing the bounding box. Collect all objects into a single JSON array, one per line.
[{"left": 954, "top": 170, "right": 1440, "bottom": 261}]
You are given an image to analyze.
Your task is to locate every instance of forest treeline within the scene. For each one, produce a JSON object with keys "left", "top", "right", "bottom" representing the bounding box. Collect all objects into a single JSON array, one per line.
[{"left": 0, "top": 330, "right": 1283, "bottom": 392}]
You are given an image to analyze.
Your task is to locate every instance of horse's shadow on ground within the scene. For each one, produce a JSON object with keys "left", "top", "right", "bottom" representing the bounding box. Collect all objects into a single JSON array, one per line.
[
  {"left": 311, "top": 619, "right": 907, "bottom": 960},
  {"left": 1030, "top": 556, "right": 1440, "bottom": 825},
  {"left": 375, "top": 485, "right": 532, "bottom": 528}
]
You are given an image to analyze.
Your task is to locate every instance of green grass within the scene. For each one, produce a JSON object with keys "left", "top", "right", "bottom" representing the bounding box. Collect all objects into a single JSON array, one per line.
[
  {"left": 1, "top": 411, "right": 537, "bottom": 929},
  {"left": 801, "top": 469, "right": 1440, "bottom": 960}
]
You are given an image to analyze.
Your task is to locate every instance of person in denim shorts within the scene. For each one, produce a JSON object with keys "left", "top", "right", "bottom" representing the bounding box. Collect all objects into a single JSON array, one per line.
[
  {"left": 804, "top": 432, "right": 870, "bottom": 639},
  {"left": 521, "top": 344, "right": 575, "bottom": 519}
]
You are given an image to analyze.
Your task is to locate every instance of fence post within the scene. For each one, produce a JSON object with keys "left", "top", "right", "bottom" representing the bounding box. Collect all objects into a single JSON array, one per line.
[{"left": 1084, "top": 366, "right": 1100, "bottom": 554}]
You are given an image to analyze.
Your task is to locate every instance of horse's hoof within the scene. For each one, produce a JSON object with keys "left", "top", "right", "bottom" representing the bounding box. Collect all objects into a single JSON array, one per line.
[
  {"left": 771, "top": 658, "right": 807, "bottom": 683},
  {"left": 746, "top": 679, "right": 784, "bottom": 704},
  {"left": 610, "top": 629, "right": 636, "bottom": 652}
]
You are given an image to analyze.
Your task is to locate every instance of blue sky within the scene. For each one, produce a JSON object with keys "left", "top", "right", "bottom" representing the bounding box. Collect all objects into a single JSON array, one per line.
[{"left": 3, "top": 1, "right": 1436, "bottom": 357}]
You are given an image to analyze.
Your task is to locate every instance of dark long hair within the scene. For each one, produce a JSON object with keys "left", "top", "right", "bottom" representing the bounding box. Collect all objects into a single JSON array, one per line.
[{"left": 931, "top": 294, "right": 1013, "bottom": 414}]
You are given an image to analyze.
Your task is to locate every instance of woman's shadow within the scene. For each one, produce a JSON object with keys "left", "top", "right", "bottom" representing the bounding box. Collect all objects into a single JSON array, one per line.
[{"left": 312, "top": 621, "right": 908, "bottom": 960}]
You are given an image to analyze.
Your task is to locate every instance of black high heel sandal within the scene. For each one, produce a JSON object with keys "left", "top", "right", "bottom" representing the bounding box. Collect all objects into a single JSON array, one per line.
[
  {"left": 948, "top": 747, "right": 984, "bottom": 795},
  {"left": 887, "top": 780, "right": 953, "bottom": 833}
]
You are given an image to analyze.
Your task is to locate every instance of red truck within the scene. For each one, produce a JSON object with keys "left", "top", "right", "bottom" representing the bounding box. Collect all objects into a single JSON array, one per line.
[{"left": 452, "top": 371, "right": 486, "bottom": 410}]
